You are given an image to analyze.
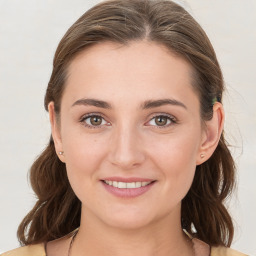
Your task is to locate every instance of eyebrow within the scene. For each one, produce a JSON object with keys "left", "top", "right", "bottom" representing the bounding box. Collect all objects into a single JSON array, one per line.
[
  {"left": 141, "top": 99, "right": 187, "bottom": 110},
  {"left": 71, "top": 98, "right": 187, "bottom": 110},
  {"left": 72, "top": 98, "right": 111, "bottom": 109}
]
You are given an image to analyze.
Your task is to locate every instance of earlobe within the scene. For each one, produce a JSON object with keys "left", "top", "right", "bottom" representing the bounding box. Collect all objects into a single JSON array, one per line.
[
  {"left": 197, "top": 102, "right": 224, "bottom": 165},
  {"left": 48, "top": 102, "right": 65, "bottom": 162}
]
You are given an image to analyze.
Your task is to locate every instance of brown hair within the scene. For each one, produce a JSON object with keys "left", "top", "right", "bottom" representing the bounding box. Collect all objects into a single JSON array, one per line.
[{"left": 18, "top": 0, "right": 235, "bottom": 247}]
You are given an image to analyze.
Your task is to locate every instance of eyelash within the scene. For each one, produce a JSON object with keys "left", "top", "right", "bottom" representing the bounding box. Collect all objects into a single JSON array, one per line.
[
  {"left": 146, "top": 113, "right": 177, "bottom": 128},
  {"left": 79, "top": 113, "right": 177, "bottom": 129},
  {"left": 79, "top": 113, "right": 108, "bottom": 129}
]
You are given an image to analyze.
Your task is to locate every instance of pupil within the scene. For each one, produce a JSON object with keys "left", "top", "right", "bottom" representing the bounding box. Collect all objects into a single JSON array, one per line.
[
  {"left": 156, "top": 116, "right": 167, "bottom": 126},
  {"left": 91, "top": 116, "right": 102, "bottom": 125}
]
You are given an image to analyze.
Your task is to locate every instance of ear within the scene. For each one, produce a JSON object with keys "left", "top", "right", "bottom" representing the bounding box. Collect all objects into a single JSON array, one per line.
[
  {"left": 196, "top": 102, "right": 224, "bottom": 165},
  {"left": 48, "top": 102, "right": 65, "bottom": 163}
]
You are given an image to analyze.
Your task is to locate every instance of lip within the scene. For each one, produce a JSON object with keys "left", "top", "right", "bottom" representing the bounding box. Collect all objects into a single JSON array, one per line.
[
  {"left": 101, "top": 176, "right": 155, "bottom": 182},
  {"left": 100, "top": 178, "right": 156, "bottom": 198}
]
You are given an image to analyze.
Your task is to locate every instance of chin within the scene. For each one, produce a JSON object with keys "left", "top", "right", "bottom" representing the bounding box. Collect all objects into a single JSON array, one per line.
[
  {"left": 98, "top": 208, "right": 156, "bottom": 230},
  {"left": 105, "top": 216, "right": 152, "bottom": 230}
]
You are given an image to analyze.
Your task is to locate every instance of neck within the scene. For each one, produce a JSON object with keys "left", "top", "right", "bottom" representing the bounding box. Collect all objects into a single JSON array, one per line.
[{"left": 71, "top": 207, "right": 193, "bottom": 256}]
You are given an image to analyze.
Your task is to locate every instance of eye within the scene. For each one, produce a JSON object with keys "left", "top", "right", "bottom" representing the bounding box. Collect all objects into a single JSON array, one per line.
[
  {"left": 80, "top": 114, "right": 109, "bottom": 128},
  {"left": 147, "top": 114, "right": 176, "bottom": 127}
]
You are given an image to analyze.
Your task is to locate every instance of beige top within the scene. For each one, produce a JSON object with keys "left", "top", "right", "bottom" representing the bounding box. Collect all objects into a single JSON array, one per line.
[{"left": 0, "top": 243, "right": 248, "bottom": 256}]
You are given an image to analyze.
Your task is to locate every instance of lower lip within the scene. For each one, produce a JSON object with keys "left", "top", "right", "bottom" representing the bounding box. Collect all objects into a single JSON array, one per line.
[{"left": 101, "top": 181, "right": 156, "bottom": 198}]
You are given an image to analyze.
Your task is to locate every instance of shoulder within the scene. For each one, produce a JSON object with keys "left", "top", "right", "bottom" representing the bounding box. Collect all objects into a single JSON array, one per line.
[
  {"left": 0, "top": 244, "right": 45, "bottom": 256},
  {"left": 211, "top": 246, "right": 248, "bottom": 256}
]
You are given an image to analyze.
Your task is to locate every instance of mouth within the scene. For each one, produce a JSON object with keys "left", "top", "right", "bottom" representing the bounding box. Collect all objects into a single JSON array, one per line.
[
  {"left": 100, "top": 179, "right": 156, "bottom": 198},
  {"left": 102, "top": 180, "right": 155, "bottom": 189}
]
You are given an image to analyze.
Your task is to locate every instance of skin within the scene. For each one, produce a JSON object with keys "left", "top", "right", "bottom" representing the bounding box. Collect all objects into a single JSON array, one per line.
[{"left": 48, "top": 41, "right": 224, "bottom": 256}]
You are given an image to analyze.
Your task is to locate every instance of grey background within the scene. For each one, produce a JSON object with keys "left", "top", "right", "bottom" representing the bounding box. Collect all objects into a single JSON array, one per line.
[{"left": 0, "top": 0, "right": 255, "bottom": 254}]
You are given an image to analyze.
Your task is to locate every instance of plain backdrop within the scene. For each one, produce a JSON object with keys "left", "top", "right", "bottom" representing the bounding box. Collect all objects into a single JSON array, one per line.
[{"left": 0, "top": 0, "right": 255, "bottom": 254}]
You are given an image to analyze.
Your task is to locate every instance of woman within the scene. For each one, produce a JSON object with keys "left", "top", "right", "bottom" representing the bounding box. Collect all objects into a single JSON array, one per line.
[{"left": 1, "top": 0, "right": 248, "bottom": 255}]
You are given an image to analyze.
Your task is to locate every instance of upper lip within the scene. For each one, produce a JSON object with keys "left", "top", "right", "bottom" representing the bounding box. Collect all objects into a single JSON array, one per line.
[{"left": 101, "top": 177, "right": 155, "bottom": 182}]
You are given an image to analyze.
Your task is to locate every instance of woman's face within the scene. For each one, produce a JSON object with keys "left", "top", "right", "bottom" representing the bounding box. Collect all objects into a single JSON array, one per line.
[{"left": 51, "top": 41, "right": 207, "bottom": 229}]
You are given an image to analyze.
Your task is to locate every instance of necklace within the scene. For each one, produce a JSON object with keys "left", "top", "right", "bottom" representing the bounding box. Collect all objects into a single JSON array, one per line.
[
  {"left": 67, "top": 229, "right": 78, "bottom": 256},
  {"left": 66, "top": 229, "right": 202, "bottom": 256}
]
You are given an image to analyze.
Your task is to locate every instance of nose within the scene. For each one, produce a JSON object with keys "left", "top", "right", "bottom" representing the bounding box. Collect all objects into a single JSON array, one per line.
[{"left": 108, "top": 124, "right": 146, "bottom": 170}]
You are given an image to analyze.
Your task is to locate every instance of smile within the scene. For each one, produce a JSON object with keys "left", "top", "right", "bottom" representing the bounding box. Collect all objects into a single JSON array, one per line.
[{"left": 103, "top": 180, "right": 152, "bottom": 188}]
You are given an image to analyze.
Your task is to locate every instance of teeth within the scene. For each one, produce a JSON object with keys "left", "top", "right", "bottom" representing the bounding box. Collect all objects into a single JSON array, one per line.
[
  {"left": 104, "top": 180, "right": 152, "bottom": 188},
  {"left": 127, "top": 182, "right": 135, "bottom": 188},
  {"left": 118, "top": 182, "right": 127, "bottom": 188}
]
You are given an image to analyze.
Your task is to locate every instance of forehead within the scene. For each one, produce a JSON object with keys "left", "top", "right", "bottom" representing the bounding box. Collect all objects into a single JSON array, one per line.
[
  {"left": 64, "top": 41, "right": 199, "bottom": 110},
  {"left": 68, "top": 40, "right": 192, "bottom": 81}
]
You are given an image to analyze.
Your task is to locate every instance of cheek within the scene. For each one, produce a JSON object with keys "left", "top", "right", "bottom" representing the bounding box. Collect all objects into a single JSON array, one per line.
[
  {"left": 65, "top": 135, "right": 106, "bottom": 169},
  {"left": 61, "top": 130, "right": 108, "bottom": 194},
  {"left": 149, "top": 130, "right": 200, "bottom": 165},
  {"left": 147, "top": 131, "right": 200, "bottom": 194}
]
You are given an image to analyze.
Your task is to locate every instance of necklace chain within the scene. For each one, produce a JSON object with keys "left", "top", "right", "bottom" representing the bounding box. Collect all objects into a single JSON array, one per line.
[
  {"left": 68, "top": 230, "right": 78, "bottom": 256},
  {"left": 67, "top": 229, "right": 196, "bottom": 256}
]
